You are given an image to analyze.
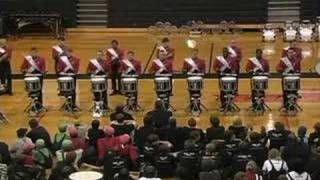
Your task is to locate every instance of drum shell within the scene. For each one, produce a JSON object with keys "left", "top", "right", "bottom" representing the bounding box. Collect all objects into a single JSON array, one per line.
[
  {"left": 154, "top": 78, "right": 171, "bottom": 92},
  {"left": 251, "top": 77, "right": 268, "bottom": 90},
  {"left": 187, "top": 77, "right": 203, "bottom": 91},
  {"left": 24, "top": 77, "right": 41, "bottom": 92},
  {"left": 121, "top": 78, "right": 138, "bottom": 93},
  {"left": 58, "top": 77, "right": 75, "bottom": 92},
  {"left": 284, "top": 77, "right": 300, "bottom": 91},
  {"left": 220, "top": 77, "right": 237, "bottom": 92},
  {"left": 91, "top": 78, "right": 107, "bottom": 93}
]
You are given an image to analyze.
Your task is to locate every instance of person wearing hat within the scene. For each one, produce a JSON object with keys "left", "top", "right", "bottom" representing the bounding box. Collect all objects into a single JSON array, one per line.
[
  {"left": 0, "top": 39, "right": 12, "bottom": 95},
  {"left": 52, "top": 122, "right": 70, "bottom": 153},
  {"left": 55, "top": 139, "right": 83, "bottom": 168},
  {"left": 33, "top": 139, "right": 52, "bottom": 169}
]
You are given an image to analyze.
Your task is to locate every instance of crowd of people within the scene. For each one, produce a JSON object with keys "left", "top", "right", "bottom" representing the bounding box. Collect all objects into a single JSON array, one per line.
[{"left": 0, "top": 101, "right": 318, "bottom": 180}]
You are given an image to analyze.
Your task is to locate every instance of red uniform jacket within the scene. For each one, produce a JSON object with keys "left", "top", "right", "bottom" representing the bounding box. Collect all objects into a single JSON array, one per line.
[
  {"left": 117, "top": 143, "right": 139, "bottom": 162},
  {"left": 0, "top": 46, "right": 12, "bottom": 61},
  {"left": 106, "top": 47, "right": 125, "bottom": 74},
  {"left": 20, "top": 56, "right": 46, "bottom": 73},
  {"left": 70, "top": 137, "right": 87, "bottom": 151},
  {"left": 281, "top": 47, "right": 303, "bottom": 61},
  {"left": 276, "top": 56, "right": 301, "bottom": 73},
  {"left": 120, "top": 59, "right": 142, "bottom": 75},
  {"left": 57, "top": 55, "right": 80, "bottom": 74},
  {"left": 97, "top": 136, "right": 119, "bottom": 159},
  {"left": 229, "top": 45, "right": 242, "bottom": 63},
  {"left": 182, "top": 57, "right": 206, "bottom": 73},
  {"left": 245, "top": 57, "right": 270, "bottom": 73},
  {"left": 213, "top": 55, "right": 239, "bottom": 74},
  {"left": 87, "top": 58, "right": 110, "bottom": 75},
  {"left": 156, "top": 46, "right": 175, "bottom": 62},
  {"left": 149, "top": 59, "right": 173, "bottom": 74},
  {"left": 52, "top": 45, "right": 67, "bottom": 60}
]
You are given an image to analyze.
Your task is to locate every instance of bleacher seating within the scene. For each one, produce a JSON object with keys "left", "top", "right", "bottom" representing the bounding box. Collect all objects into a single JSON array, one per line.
[{"left": 108, "top": 0, "right": 268, "bottom": 27}]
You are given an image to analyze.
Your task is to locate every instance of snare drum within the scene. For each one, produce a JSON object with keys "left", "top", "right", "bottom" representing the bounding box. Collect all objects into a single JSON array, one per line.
[
  {"left": 300, "top": 27, "right": 313, "bottom": 42},
  {"left": 154, "top": 77, "right": 171, "bottom": 92},
  {"left": 285, "top": 29, "right": 297, "bottom": 41},
  {"left": 24, "top": 77, "right": 41, "bottom": 92},
  {"left": 69, "top": 171, "right": 103, "bottom": 180},
  {"left": 263, "top": 29, "right": 276, "bottom": 41},
  {"left": 252, "top": 76, "right": 268, "bottom": 90},
  {"left": 121, "top": 78, "right": 137, "bottom": 93},
  {"left": 187, "top": 76, "right": 203, "bottom": 91},
  {"left": 91, "top": 77, "right": 106, "bottom": 93},
  {"left": 58, "top": 77, "right": 74, "bottom": 92},
  {"left": 220, "top": 77, "right": 237, "bottom": 92},
  {"left": 284, "top": 76, "right": 300, "bottom": 91}
]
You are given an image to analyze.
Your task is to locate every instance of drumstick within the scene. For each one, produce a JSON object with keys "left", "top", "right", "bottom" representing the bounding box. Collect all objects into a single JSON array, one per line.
[
  {"left": 208, "top": 42, "right": 214, "bottom": 74},
  {"left": 143, "top": 43, "right": 158, "bottom": 74}
]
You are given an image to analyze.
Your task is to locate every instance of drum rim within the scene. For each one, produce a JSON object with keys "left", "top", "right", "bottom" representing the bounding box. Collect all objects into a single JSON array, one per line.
[
  {"left": 58, "top": 77, "right": 73, "bottom": 80},
  {"left": 24, "top": 77, "right": 40, "bottom": 81},
  {"left": 91, "top": 78, "right": 105, "bottom": 82},
  {"left": 284, "top": 76, "right": 300, "bottom": 80},
  {"left": 122, "top": 78, "right": 137, "bottom": 81},
  {"left": 187, "top": 76, "right": 203, "bottom": 80},
  {"left": 252, "top": 76, "right": 268, "bottom": 80},
  {"left": 155, "top": 77, "right": 170, "bottom": 81},
  {"left": 221, "top": 77, "right": 237, "bottom": 81}
]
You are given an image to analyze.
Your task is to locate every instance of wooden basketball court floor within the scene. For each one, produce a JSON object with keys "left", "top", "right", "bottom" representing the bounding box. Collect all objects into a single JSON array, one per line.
[{"left": 1, "top": 29, "right": 320, "bottom": 143}]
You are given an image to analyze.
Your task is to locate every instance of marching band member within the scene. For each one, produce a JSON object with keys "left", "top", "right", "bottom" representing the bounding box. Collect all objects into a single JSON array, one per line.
[
  {"left": 277, "top": 48, "right": 301, "bottom": 110},
  {"left": 149, "top": 50, "right": 174, "bottom": 95},
  {"left": 120, "top": 51, "right": 142, "bottom": 75},
  {"left": 106, "top": 40, "right": 125, "bottom": 95},
  {"left": 57, "top": 50, "right": 80, "bottom": 110},
  {"left": 213, "top": 47, "right": 239, "bottom": 110},
  {"left": 20, "top": 47, "right": 46, "bottom": 107},
  {"left": 0, "top": 39, "right": 12, "bottom": 95},
  {"left": 87, "top": 50, "right": 110, "bottom": 110},
  {"left": 246, "top": 49, "right": 270, "bottom": 106},
  {"left": 52, "top": 38, "right": 69, "bottom": 74},
  {"left": 228, "top": 40, "right": 242, "bottom": 65},
  {"left": 182, "top": 48, "right": 206, "bottom": 74},
  {"left": 281, "top": 41, "right": 302, "bottom": 62},
  {"left": 156, "top": 37, "right": 175, "bottom": 62},
  {"left": 246, "top": 49, "right": 270, "bottom": 74}
]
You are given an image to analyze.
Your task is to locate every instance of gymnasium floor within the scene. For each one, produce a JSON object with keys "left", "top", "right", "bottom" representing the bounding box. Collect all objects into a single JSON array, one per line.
[{"left": 1, "top": 30, "right": 320, "bottom": 143}]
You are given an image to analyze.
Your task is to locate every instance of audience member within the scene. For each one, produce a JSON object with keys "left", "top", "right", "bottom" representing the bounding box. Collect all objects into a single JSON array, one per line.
[
  {"left": 244, "top": 161, "right": 263, "bottom": 180},
  {"left": 183, "top": 118, "right": 205, "bottom": 142},
  {"left": 206, "top": 115, "right": 225, "bottom": 141},
  {"left": 305, "top": 146, "right": 320, "bottom": 179},
  {"left": 33, "top": 139, "right": 53, "bottom": 169},
  {"left": 69, "top": 126, "right": 87, "bottom": 151},
  {"left": 111, "top": 113, "right": 136, "bottom": 136},
  {"left": 10, "top": 128, "right": 33, "bottom": 157},
  {"left": 297, "top": 126, "right": 308, "bottom": 145},
  {"left": 248, "top": 132, "right": 268, "bottom": 167},
  {"left": 262, "top": 148, "right": 288, "bottom": 180},
  {"left": 97, "top": 126, "right": 118, "bottom": 160},
  {"left": 87, "top": 120, "right": 104, "bottom": 148},
  {"left": 199, "top": 158, "right": 222, "bottom": 180},
  {"left": 139, "top": 165, "right": 161, "bottom": 180},
  {"left": 134, "top": 116, "right": 155, "bottom": 150},
  {"left": 26, "top": 119, "right": 52, "bottom": 149},
  {"left": 110, "top": 105, "right": 135, "bottom": 122},
  {"left": 146, "top": 100, "right": 172, "bottom": 129},
  {"left": 49, "top": 151, "right": 77, "bottom": 180},
  {"left": 286, "top": 159, "right": 311, "bottom": 180},
  {"left": 52, "top": 123, "right": 70, "bottom": 153},
  {"left": 308, "top": 122, "right": 320, "bottom": 149},
  {"left": 228, "top": 118, "right": 248, "bottom": 140},
  {"left": 267, "top": 122, "right": 290, "bottom": 150},
  {"left": 154, "top": 143, "right": 175, "bottom": 178}
]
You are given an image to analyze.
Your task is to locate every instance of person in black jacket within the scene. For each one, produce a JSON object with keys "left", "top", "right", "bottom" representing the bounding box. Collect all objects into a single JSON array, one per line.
[
  {"left": 154, "top": 143, "right": 176, "bottom": 178},
  {"left": 206, "top": 115, "right": 225, "bottom": 142},
  {"left": 146, "top": 100, "right": 172, "bottom": 129},
  {"left": 248, "top": 132, "right": 268, "bottom": 167},
  {"left": 0, "top": 141, "right": 10, "bottom": 165},
  {"left": 87, "top": 120, "right": 105, "bottom": 148},
  {"left": 134, "top": 115, "right": 154, "bottom": 150},
  {"left": 305, "top": 146, "right": 320, "bottom": 180},
  {"left": 110, "top": 105, "right": 135, "bottom": 122},
  {"left": 232, "top": 142, "right": 254, "bottom": 175},
  {"left": 182, "top": 118, "right": 205, "bottom": 142},
  {"left": 49, "top": 152, "right": 77, "bottom": 180},
  {"left": 228, "top": 118, "right": 247, "bottom": 140},
  {"left": 267, "top": 121, "right": 290, "bottom": 150},
  {"left": 26, "top": 119, "right": 52, "bottom": 150},
  {"left": 308, "top": 122, "right": 320, "bottom": 149},
  {"left": 177, "top": 140, "right": 201, "bottom": 179}
]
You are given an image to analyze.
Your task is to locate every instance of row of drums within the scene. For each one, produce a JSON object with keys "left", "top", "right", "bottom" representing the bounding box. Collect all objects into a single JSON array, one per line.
[{"left": 24, "top": 74, "right": 301, "bottom": 98}]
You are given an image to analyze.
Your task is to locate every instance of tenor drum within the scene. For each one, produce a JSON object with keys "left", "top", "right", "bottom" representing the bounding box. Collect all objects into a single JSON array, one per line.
[
  {"left": 187, "top": 76, "right": 203, "bottom": 91},
  {"left": 58, "top": 77, "right": 74, "bottom": 92},
  {"left": 121, "top": 78, "right": 137, "bottom": 93},
  {"left": 220, "top": 77, "right": 237, "bottom": 92},
  {"left": 69, "top": 171, "right": 103, "bottom": 180},
  {"left": 154, "top": 77, "right": 171, "bottom": 92},
  {"left": 284, "top": 76, "right": 300, "bottom": 91},
  {"left": 252, "top": 76, "right": 268, "bottom": 90},
  {"left": 300, "top": 27, "right": 313, "bottom": 42},
  {"left": 91, "top": 77, "right": 106, "bottom": 93},
  {"left": 263, "top": 29, "right": 276, "bottom": 42},
  {"left": 24, "top": 77, "right": 40, "bottom": 92}
]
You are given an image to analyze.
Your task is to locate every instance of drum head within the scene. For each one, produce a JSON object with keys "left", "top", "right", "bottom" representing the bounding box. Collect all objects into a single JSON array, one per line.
[
  {"left": 155, "top": 77, "right": 170, "bottom": 81},
  {"left": 24, "top": 77, "right": 39, "bottom": 81},
  {"left": 284, "top": 76, "right": 300, "bottom": 80},
  {"left": 59, "top": 77, "right": 73, "bottom": 81},
  {"left": 253, "top": 76, "right": 268, "bottom": 80},
  {"left": 91, "top": 78, "right": 105, "bottom": 82},
  {"left": 69, "top": 171, "right": 103, "bottom": 180},
  {"left": 221, "top": 77, "right": 236, "bottom": 81},
  {"left": 122, "top": 78, "right": 137, "bottom": 82},
  {"left": 187, "top": 76, "right": 202, "bottom": 81}
]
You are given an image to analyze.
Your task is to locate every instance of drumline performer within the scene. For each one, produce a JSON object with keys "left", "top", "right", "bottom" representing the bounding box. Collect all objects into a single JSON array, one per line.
[
  {"left": 106, "top": 40, "right": 125, "bottom": 95},
  {"left": 182, "top": 48, "right": 206, "bottom": 113},
  {"left": 149, "top": 50, "right": 174, "bottom": 110},
  {"left": 281, "top": 41, "right": 302, "bottom": 62},
  {"left": 277, "top": 48, "right": 302, "bottom": 111},
  {"left": 120, "top": 51, "right": 142, "bottom": 110},
  {"left": 57, "top": 50, "right": 80, "bottom": 111},
  {"left": 156, "top": 37, "right": 175, "bottom": 63},
  {"left": 87, "top": 50, "right": 110, "bottom": 110},
  {"left": 228, "top": 40, "right": 242, "bottom": 67},
  {"left": 0, "top": 39, "right": 13, "bottom": 95},
  {"left": 213, "top": 47, "right": 239, "bottom": 111},
  {"left": 52, "top": 38, "right": 69, "bottom": 74},
  {"left": 20, "top": 47, "right": 46, "bottom": 110},
  {"left": 246, "top": 49, "right": 270, "bottom": 111}
]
